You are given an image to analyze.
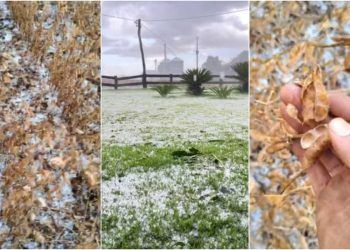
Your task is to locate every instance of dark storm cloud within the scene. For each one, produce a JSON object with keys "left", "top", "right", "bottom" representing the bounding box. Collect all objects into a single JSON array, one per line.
[{"left": 102, "top": 1, "right": 248, "bottom": 58}]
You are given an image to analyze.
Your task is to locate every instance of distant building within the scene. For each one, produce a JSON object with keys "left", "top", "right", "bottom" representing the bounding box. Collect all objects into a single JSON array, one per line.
[
  {"left": 223, "top": 50, "right": 248, "bottom": 75},
  {"left": 202, "top": 50, "right": 249, "bottom": 75},
  {"left": 158, "top": 57, "right": 184, "bottom": 74},
  {"left": 202, "top": 56, "right": 223, "bottom": 75}
]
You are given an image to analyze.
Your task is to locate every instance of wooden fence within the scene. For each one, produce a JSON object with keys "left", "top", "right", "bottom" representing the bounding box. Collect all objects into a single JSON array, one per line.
[{"left": 102, "top": 73, "right": 239, "bottom": 89}]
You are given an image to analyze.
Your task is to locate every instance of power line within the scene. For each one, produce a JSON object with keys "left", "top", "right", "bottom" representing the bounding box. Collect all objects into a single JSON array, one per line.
[
  {"left": 102, "top": 14, "right": 180, "bottom": 58},
  {"left": 143, "top": 8, "right": 248, "bottom": 22},
  {"left": 102, "top": 14, "right": 135, "bottom": 22},
  {"left": 142, "top": 22, "right": 179, "bottom": 57},
  {"left": 102, "top": 8, "right": 248, "bottom": 23}
]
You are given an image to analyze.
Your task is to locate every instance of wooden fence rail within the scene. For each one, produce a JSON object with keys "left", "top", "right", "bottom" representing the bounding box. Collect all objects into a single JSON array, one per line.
[{"left": 102, "top": 73, "right": 239, "bottom": 89}]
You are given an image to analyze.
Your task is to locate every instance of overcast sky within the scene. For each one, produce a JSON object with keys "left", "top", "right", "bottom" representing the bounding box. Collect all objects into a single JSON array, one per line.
[{"left": 102, "top": 1, "right": 248, "bottom": 76}]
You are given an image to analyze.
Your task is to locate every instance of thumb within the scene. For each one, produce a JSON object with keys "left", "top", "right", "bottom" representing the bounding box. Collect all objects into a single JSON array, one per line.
[{"left": 329, "top": 118, "right": 350, "bottom": 167}]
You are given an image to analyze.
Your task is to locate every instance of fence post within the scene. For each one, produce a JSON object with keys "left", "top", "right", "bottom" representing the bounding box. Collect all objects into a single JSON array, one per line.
[
  {"left": 170, "top": 74, "right": 173, "bottom": 84},
  {"left": 114, "top": 75, "right": 118, "bottom": 90},
  {"left": 142, "top": 74, "right": 147, "bottom": 88}
]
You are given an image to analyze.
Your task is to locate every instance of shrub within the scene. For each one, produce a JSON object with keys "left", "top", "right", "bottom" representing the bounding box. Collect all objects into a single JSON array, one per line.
[
  {"left": 209, "top": 86, "right": 236, "bottom": 98},
  {"left": 231, "top": 62, "right": 248, "bottom": 93},
  {"left": 180, "top": 68, "right": 213, "bottom": 96},
  {"left": 151, "top": 85, "right": 178, "bottom": 97}
]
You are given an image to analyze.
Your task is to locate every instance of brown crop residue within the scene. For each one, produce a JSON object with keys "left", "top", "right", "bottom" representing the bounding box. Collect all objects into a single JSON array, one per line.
[
  {"left": 250, "top": 1, "right": 350, "bottom": 248},
  {"left": 0, "top": 2, "right": 100, "bottom": 248}
]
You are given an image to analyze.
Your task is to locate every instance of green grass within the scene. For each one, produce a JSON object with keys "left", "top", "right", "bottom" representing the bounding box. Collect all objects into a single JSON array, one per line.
[
  {"left": 102, "top": 89, "right": 248, "bottom": 249},
  {"left": 102, "top": 136, "right": 248, "bottom": 248},
  {"left": 103, "top": 200, "right": 248, "bottom": 249},
  {"left": 102, "top": 136, "right": 248, "bottom": 180},
  {"left": 102, "top": 166, "right": 248, "bottom": 248}
]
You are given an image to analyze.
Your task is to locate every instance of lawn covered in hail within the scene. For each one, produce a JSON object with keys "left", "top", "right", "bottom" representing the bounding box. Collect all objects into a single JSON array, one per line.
[{"left": 102, "top": 88, "right": 248, "bottom": 248}]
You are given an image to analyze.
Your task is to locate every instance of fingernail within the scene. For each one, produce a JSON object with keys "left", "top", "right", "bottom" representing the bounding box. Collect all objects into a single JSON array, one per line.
[{"left": 330, "top": 118, "right": 350, "bottom": 137}]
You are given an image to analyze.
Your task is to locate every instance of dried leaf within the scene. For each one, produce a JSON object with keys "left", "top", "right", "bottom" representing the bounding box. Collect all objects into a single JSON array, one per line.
[
  {"left": 301, "top": 66, "right": 329, "bottom": 126},
  {"left": 301, "top": 129, "right": 331, "bottom": 169},
  {"left": 3, "top": 75, "right": 12, "bottom": 84},
  {"left": 84, "top": 169, "right": 98, "bottom": 188},
  {"left": 33, "top": 230, "right": 45, "bottom": 244},
  {"left": 49, "top": 157, "right": 66, "bottom": 168},
  {"left": 37, "top": 197, "right": 47, "bottom": 208},
  {"left": 300, "top": 124, "right": 328, "bottom": 149},
  {"left": 286, "top": 103, "right": 301, "bottom": 123},
  {"left": 332, "top": 36, "right": 350, "bottom": 45},
  {"left": 264, "top": 194, "right": 285, "bottom": 206},
  {"left": 345, "top": 53, "right": 350, "bottom": 73},
  {"left": 313, "top": 67, "right": 329, "bottom": 123},
  {"left": 266, "top": 141, "right": 290, "bottom": 154}
]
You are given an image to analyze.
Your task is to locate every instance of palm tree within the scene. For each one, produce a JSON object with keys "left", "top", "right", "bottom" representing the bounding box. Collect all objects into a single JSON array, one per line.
[
  {"left": 180, "top": 68, "right": 213, "bottom": 96},
  {"left": 231, "top": 62, "right": 248, "bottom": 93},
  {"left": 209, "top": 86, "right": 236, "bottom": 98},
  {"left": 151, "top": 85, "right": 178, "bottom": 97}
]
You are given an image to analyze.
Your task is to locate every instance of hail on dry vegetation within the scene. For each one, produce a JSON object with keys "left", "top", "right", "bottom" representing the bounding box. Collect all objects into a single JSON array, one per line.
[
  {"left": 0, "top": 2, "right": 100, "bottom": 248},
  {"left": 250, "top": 1, "right": 350, "bottom": 249}
]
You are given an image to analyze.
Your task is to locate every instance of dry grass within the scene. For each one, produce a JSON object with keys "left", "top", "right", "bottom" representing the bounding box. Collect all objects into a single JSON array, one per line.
[{"left": 0, "top": 2, "right": 100, "bottom": 248}]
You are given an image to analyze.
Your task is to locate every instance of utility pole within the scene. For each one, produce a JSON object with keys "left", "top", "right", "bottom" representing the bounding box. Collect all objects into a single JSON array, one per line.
[
  {"left": 196, "top": 36, "right": 199, "bottom": 72},
  {"left": 137, "top": 19, "right": 147, "bottom": 88}
]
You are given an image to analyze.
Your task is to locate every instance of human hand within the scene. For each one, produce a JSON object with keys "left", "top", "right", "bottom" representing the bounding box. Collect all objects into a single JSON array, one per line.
[{"left": 280, "top": 84, "right": 350, "bottom": 249}]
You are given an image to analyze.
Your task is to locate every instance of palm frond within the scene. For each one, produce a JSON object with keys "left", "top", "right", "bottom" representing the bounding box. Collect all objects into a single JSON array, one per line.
[
  {"left": 231, "top": 62, "right": 249, "bottom": 93},
  {"left": 180, "top": 68, "right": 213, "bottom": 96},
  {"left": 209, "top": 86, "right": 236, "bottom": 98},
  {"left": 151, "top": 85, "right": 178, "bottom": 97}
]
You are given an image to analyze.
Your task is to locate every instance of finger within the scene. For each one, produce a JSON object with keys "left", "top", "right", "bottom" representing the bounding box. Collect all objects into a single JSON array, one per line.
[
  {"left": 329, "top": 118, "right": 350, "bottom": 167},
  {"left": 280, "top": 102, "right": 303, "bottom": 133},
  {"left": 307, "top": 161, "right": 331, "bottom": 196},
  {"left": 292, "top": 141, "right": 331, "bottom": 196},
  {"left": 280, "top": 84, "right": 302, "bottom": 110},
  {"left": 329, "top": 93, "right": 350, "bottom": 121},
  {"left": 319, "top": 149, "right": 346, "bottom": 177},
  {"left": 292, "top": 140, "right": 345, "bottom": 177},
  {"left": 281, "top": 85, "right": 350, "bottom": 120},
  {"left": 291, "top": 140, "right": 304, "bottom": 160},
  {"left": 280, "top": 85, "right": 313, "bottom": 133}
]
